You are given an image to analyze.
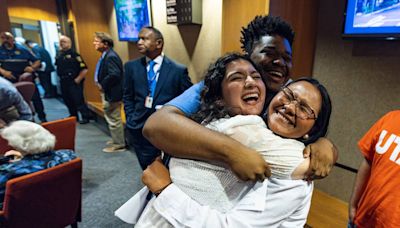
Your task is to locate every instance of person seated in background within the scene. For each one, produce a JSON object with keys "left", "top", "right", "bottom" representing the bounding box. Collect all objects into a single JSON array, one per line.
[
  {"left": 0, "top": 76, "right": 32, "bottom": 125},
  {"left": 0, "top": 32, "right": 47, "bottom": 123},
  {"left": 137, "top": 53, "right": 334, "bottom": 227},
  {"left": 0, "top": 120, "right": 77, "bottom": 208}
]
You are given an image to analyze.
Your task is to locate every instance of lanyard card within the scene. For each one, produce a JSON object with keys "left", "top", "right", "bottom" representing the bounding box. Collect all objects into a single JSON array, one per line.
[{"left": 145, "top": 96, "right": 153, "bottom": 108}]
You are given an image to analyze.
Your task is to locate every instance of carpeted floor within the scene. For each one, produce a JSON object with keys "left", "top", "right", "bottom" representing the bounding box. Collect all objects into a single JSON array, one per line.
[{"left": 42, "top": 97, "right": 143, "bottom": 227}]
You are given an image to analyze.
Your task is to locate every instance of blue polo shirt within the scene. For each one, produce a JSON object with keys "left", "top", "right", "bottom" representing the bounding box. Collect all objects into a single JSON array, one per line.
[
  {"left": 166, "top": 81, "right": 204, "bottom": 116},
  {"left": 0, "top": 43, "right": 37, "bottom": 62}
]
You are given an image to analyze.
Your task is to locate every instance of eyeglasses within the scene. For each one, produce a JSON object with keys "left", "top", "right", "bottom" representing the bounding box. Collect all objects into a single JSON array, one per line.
[{"left": 278, "top": 87, "right": 317, "bottom": 120}]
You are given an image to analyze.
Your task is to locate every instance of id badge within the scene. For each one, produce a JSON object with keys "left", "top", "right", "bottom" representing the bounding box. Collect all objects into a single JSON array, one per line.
[{"left": 145, "top": 96, "right": 153, "bottom": 108}]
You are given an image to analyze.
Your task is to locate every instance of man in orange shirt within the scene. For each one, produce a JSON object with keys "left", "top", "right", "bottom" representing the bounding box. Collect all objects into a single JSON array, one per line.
[{"left": 349, "top": 110, "right": 400, "bottom": 228}]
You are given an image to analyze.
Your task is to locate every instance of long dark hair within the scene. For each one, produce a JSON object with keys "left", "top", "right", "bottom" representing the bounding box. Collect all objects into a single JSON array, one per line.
[
  {"left": 191, "top": 53, "right": 259, "bottom": 125},
  {"left": 285, "top": 77, "right": 332, "bottom": 145}
]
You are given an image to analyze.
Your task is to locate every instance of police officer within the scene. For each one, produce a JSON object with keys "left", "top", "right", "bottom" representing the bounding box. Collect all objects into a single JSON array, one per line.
[
  {"left": 55, "top": 35, "right": 92, "bottom": 124},
  {"left": 0, "top": 31, "right": 47, "bottom": 122}
]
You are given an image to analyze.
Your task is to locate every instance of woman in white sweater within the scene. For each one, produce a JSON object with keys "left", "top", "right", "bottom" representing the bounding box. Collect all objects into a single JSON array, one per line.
[{"left": 136, "top": 53, "right": 332, "bottom": 227}]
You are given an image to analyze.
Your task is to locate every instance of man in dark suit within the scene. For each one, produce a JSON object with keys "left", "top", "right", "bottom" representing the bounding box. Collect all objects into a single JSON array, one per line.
[
  {"left": 93, "top": 32, "right": 125, "bottom": 153},
  {"left": 123, "top": 26, "right": 192, "bottom": 169},
  {"left": 25, "top": 40, "right": 56, "bottom": 98}
]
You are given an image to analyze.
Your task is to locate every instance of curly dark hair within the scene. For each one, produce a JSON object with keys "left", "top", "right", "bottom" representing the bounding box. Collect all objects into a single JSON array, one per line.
[
  {"left": 240, "top": 15, "right": 295, "bottom": 54},
  {"left": 191, "top": 53, "right": 259, "bottom": 125}
]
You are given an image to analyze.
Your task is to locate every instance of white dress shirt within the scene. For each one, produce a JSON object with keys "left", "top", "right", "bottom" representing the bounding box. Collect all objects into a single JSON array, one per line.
[
  {"left": 135, "top": 179, "right": 313, "bottom": 228},
  {"left": 135, "top": 115, "right": 313, "bottom": 227}
]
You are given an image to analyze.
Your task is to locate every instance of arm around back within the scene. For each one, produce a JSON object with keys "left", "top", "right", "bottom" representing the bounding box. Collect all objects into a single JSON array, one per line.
[{"left": 142, "top": 105, "right": 270, "bottom": 181}]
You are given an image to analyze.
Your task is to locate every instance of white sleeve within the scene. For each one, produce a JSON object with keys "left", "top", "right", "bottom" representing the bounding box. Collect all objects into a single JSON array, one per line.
[
  {"left": 153, "top": 184, "right": 254, "bottom": 228},
  {"left": 153, "top": 179, "right": 312, "bottom": 228},
  {"left": 279, "top": 182, "right": 313, "bottom": 228}
]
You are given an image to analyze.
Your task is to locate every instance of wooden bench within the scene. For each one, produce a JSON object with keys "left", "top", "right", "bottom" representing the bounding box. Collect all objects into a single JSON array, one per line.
[{"left": 87, "top": 101, "right": 126, "bottom": 123}]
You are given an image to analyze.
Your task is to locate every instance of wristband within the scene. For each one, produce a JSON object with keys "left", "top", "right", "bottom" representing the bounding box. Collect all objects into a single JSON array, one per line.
[{"left": 154, "top": 182, "right": 172, "bottom": 197}]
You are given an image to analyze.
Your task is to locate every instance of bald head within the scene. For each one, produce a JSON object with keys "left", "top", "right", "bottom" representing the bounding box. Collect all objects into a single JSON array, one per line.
[
  {"left": 0, "top": 31, "right": 15, "bottom": 49},
  {"left": 59, "top": 35, "right": 72, "bottom": 51}
]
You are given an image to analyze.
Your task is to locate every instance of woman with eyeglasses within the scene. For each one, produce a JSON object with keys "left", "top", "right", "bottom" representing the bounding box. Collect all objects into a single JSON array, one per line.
[{"left": 131, "top": 53, "right": 333, "bottom": 227}]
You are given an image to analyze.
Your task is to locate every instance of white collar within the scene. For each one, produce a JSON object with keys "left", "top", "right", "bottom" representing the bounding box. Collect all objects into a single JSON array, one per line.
[{"left": 146, "top": 53, "right": 164, "bottom": 66}]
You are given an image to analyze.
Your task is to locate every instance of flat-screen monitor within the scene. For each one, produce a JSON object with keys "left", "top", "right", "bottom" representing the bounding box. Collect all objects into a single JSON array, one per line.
[
  {"left": 343, "top": 0, "right": 400, "bottom": 39},
  {"left": 114, "top": 0, "right": 152, "bottom": 42}
]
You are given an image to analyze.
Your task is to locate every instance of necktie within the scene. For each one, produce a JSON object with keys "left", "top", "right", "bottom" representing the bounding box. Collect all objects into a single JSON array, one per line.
[
  {"left": 147, "top": 60, "right": 157, "bottom": 97},
  {"left": 94, "top": 57, "right": 103, "bottom": 83}
]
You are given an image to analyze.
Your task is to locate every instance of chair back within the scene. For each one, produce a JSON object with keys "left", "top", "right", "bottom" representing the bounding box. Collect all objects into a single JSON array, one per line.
[
  {"left": 0, "top": 158, "right": 82, "bottom": 227},
  {"left": 13, "top": 81, "right": 35, "bottom": 103},
  {"left": 0, "top": 137, "right": 12, "bottom": 154},
  {"left": 42, "top": 117, "right": 77, "bottom": 150},
  {"left": 18, "top": 73, "right": 34, "bottom": 82},
  {"left": 13, "top": 81, "right": 35, "bottom": 115}
]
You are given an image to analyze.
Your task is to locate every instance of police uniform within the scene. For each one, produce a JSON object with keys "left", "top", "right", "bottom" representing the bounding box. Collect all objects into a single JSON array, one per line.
[
  {"left": 55, "top": 49, "right": 92, "bottom": 121},
  {"left": 0, "top": 43, "right": 47, "bottom": 122}
]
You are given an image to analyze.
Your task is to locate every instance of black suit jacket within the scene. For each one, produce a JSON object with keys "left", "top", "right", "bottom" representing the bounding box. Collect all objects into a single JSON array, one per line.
[
  {"left": 32, "top": 45, "right": 55, "bottom": 72},
  {"left": 123, "top": 56, "right": 192, "bottom": 130},
  {"left": 98, "top": 49, "right": 123, "bottom": 102}
]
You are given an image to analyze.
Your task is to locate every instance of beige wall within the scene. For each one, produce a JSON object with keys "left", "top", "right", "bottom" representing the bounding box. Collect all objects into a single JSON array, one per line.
[
  {"left": 151, "top": 0, "right": 222, "bottom": 82},
  {"left": 312, "top": 0, "right": 400, "bottom": 201}
]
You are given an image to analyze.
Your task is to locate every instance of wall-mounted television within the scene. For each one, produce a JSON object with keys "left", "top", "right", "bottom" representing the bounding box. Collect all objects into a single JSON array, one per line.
[
  {"left": 114, "top": 0, "right": 152, "bottom": 42},
  {"left": 343, "top": 0, "right": 400, "bottom": 39}
]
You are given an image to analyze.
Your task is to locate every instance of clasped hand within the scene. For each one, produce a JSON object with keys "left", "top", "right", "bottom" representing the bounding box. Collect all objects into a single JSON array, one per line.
[
  {"left": 303, "top": 137, "right": 338, "bottom": 181},
  {"left": 142, "top": 157, "right": 172, "bottom": 195}
]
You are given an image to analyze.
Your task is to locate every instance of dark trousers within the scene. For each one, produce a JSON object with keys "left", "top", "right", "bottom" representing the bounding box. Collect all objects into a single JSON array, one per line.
[
  {"left": 127, "top": 128, "right": 161, "bottom": 170},
  {"left": 31, "top": 83, "right": 46, "bottom": 121},
  {"left": 60, "top": 79, "right": 92, "bottom": 120},
  {"left": 38, "top": 71, "right": 56, "bottom": 97}
]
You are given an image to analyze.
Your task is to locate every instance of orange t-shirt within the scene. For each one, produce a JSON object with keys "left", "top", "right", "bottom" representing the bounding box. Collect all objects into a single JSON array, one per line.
[{"left": 354, "top": 110, "right": 400, "bottom": 228}]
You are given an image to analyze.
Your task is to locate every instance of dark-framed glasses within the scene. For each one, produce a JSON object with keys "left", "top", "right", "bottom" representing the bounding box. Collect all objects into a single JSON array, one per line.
[{"left": 279, "top": 87, "right": 317, "bottom": 120}]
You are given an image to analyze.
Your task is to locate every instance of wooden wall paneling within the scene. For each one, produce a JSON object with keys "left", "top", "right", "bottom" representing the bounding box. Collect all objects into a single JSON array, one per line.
[
  {"left": 221, "top": 0, "right": 269, "bottom": 54},
  {"left": 69, "top": 0, "right": 110, "bottom": 103},
  {"left": 269, "top": 0, "right": 319, "bottom": 78},
  {"left": 7, "top": 0, "right": 58, "bottom": 22},
  {"left": 0, "top": 0, "right": 11, "bottom": 32}
]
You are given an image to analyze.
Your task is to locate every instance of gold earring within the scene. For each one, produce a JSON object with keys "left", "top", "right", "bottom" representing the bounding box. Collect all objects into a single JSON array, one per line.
[{"left": 303, "top": 134, "right": 309, "bottom": 140}]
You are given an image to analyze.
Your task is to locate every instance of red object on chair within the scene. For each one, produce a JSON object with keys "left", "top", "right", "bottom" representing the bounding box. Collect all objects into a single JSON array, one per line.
[{"left": 0, "top": 158, "right": 82, "bottom": 228}]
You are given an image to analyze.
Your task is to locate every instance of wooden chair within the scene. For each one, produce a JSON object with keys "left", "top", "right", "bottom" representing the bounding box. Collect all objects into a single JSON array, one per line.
[{"left": 0, "top": 158, "right": 82, "bottom": 228}]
